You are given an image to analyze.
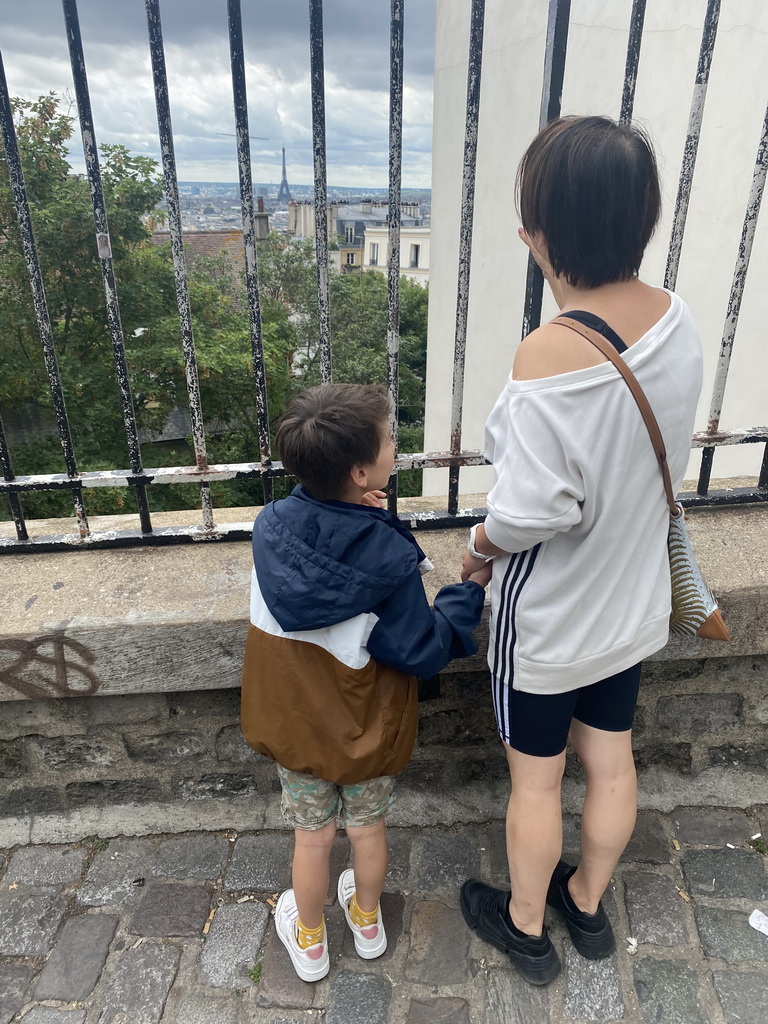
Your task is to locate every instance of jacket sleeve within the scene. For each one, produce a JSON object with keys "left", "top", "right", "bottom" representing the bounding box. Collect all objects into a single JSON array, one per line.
[{"left": 366, "top": 573, "right": 485, "bottom": 679}]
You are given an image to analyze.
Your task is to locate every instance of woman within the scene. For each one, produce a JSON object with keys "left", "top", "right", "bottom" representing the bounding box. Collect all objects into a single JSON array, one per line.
[{"left": 459, "top": 115, "right": 703, "bottom": 985}]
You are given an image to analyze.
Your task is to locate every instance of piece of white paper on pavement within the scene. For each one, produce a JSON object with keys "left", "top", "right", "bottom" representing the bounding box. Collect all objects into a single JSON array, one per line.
[{"left": 748, "top": 909, "right": 768, "bottom": 937}]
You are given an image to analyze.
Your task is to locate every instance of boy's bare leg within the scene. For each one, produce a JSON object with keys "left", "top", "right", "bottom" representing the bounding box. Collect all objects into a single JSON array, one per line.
[
  {"left": 292, "top": 819, "right": 337, "bottom": 929},
  {"left": 346, "top": 819, "right": 388, "bottom": 912}
]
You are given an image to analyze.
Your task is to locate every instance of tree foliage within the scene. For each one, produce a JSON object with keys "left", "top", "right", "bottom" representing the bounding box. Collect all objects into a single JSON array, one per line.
[{"left": 0, "top": 95, "right": 429, "bottom": 520}]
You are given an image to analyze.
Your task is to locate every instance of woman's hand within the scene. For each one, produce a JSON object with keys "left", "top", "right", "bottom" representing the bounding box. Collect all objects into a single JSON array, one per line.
[{"left": 361, "top": 489, "right": 387, "bottom": 508}]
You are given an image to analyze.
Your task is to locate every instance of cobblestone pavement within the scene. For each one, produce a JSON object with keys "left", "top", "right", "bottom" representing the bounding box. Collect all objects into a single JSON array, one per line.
[{"left": 1, "top": 806, "right": 767, "bottom": 1024}]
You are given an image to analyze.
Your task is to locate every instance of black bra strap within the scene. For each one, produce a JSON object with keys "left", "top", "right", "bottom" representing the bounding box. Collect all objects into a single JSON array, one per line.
[{"left": 559, "top": 310, "right": 628, "bottom": 353}]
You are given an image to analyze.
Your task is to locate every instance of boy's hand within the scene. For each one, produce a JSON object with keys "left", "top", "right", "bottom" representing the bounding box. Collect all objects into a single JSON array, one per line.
[
  {"left": 361, "top": 489, "right": 387, "bottom": 508},
  {"left": 468, "top": 563, "right": 493, "bottom": 588},
  {"left": 461, "top": 549, "right": 490, "bottom": 581}
]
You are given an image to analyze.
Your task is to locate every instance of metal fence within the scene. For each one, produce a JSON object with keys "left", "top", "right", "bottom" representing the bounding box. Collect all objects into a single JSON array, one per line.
[{"left": 0, "top": 0, "right": 766, "bottom": 553}]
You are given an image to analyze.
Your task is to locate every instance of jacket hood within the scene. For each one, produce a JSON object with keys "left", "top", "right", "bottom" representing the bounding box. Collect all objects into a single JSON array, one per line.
[{"left": 252, "top": 486, "right": 426, "bottom": 632}]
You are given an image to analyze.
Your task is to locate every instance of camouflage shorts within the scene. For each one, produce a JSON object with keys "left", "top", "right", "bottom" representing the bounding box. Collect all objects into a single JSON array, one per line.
[{"left": 276, "top": 765, "right": 395, "bottom": 830}]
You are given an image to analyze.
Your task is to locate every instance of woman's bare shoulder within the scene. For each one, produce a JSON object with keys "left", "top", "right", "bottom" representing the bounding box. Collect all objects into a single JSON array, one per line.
[{"left": 512, "top": 322, "right": 607, "bottom": 381}]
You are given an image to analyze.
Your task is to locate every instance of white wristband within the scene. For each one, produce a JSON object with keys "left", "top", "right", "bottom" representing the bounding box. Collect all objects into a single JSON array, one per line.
[{"left": 468, "top": 523, "right": 495, "bottom": 562}]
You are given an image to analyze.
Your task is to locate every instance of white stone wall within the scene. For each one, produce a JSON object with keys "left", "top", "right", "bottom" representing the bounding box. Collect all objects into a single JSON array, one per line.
[{"left": 424, "top": 0, "right": 768, "bottom": 494}]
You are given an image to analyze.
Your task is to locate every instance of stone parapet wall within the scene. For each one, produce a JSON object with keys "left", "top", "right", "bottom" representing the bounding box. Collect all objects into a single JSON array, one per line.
[{"left": 0, "top": 502, "right": 766, "bottom": 844}]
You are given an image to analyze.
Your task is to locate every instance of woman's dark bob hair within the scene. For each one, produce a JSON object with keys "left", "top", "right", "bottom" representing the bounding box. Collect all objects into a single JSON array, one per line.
[{"left": 516, "top": 115, "right": 661, "bottom": 289}]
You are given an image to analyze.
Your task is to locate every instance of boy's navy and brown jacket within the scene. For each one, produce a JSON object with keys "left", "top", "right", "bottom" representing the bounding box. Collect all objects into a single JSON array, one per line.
[{"left": 241, "top": 486, "right": 485, "bottom": 785}]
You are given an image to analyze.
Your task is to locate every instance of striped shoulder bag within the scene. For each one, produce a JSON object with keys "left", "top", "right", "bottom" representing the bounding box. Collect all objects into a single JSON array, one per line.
[{"left": 552, "top": 315, "right": 729, "bottom": 642}]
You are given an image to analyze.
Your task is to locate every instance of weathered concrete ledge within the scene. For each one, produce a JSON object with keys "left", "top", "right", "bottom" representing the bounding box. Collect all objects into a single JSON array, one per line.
[{"left": 0, "top": 499, "right": 766, "bottom": 844}]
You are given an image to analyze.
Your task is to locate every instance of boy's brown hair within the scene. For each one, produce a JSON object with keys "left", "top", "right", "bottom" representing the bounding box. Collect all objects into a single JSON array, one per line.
[{"left": 276, "top": 383, "right": 392, "bottom": 501}]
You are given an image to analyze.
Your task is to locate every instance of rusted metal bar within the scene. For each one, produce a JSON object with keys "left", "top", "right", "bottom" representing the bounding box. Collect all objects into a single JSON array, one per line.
[
  {"left": 145, "top": 0, "right": 214, "bottom": 529},
  {"left": 697, "top": 92, "right": 768, "bottom": 495},
  {"left": 0, "top": 413, "right": 28, "bottom": 541},
  {"left": 448, "top": 0, "right": 486, "bottom": 516},
  {"left": 61, "top": 0, "right": 153, "bottom": 534},
  {"left": 226, "top": 0, "right": 273, "bottom": 503},
  {"left": 664, "top": 0, "right": 721, "bottom": 291},
  {"left": 521, "top": 0, "right": 571, "bottom": 340},
  {"left": 0, "top": 47, "right": 89, "bottom": 537},
  {"left": 619, "top": 0, "right": 647, "bottom": 124},
  {"left": 759, "top": 444, "right": 768, "bottom": 490},
  {"left": 308, "top": 0, "right": 332, "bottom": 382},
  {"left": 386, "top": 0, "right": 405, "bottom": 515}
]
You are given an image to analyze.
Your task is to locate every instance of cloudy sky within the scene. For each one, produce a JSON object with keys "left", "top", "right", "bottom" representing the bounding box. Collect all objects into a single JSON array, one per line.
[{"left": 3, "top": 0, "right": 436, "bottom": 187}]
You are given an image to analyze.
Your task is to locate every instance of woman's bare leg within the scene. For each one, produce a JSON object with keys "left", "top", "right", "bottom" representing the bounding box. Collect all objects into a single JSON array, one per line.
[
  {"left": 504, "top": 742, "right": 566, "bottom": 935},
  {"left": 567, "top": 721, "right": 636, "bottom": 914}
]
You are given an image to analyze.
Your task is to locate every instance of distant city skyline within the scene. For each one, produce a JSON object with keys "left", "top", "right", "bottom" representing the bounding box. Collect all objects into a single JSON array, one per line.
[{"left": 3, "top": 0, "right": 436, "bottom": 189}]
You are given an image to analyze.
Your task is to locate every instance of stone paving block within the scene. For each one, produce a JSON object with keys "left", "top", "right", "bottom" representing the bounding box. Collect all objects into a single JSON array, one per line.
[
  {"left": 86, "top": 692, "right": 167, "bottom": 726},
  {"left": 199, "top": 901, "right": 270, "bottom": 987},
  {"left": 0, "top": 892, "right": 67, "bottom": 955},
  {"left": 407, "top": 996, "right": 471, "bottom": 1024},
  {"left": 0, "top": 786, "right": 64, "bottom": 816},
  {"left": 655, "top": 694, "right": 742, "bottom": 734},
  {"left": 128, "top": 883, "right": 211, "bottom": 936},
  {"left": 29, "top": 733, "right": 124, "bottom": 771},
  {"left": 327, "top": 835, "right": 350, "bottom": 902},
  {"left": 65, "top": 779, "right": 163, "bottom": 807},
  {"left": 682, "top": 848, "right": 768, "bottom": 900},
  {"left": 563, "top": 946, "right": 624, "bottom": 1022},
  {"left": 78, "top": 837, "right": 159, "bottom": 906},
  {"left": 225, "top": 834, "right": 293, "bottom": 891},
  {"left": 624, "top": 811, "right": 672, "bottom": 863},
  {"left": 341, "top": 891, "right": 404, "bottom": 961},
  {"left": 19, "top": 1009, "right": 87, "bottom": 1024},
  {"left": 405, "top": 900, "right": 473, "bottom": 985},
  {"left": 325, "top": 970, "right": 391, "bottom": 1024},
  {"left": 0, "top": 964, "right": 32, "bottom": 1024},
  {"left": 672, "top": 806, "right": 752, "bottom": 846},
  {"left": 255, "top": 927, "right": 315, "bottom": 1009},
  {"left": 624, "top": 871, "right": 688, "bottom": 946},
  {"left": 6, "top": 844, "right": 88, "bottom": 888},
  {"left": 167, "top": 688, "right": 241, "bottom": 718},
  {"left": 100, "top": 941, "right": 180, "bottom": 1024},
  {"left": 633, "top": 958, "right": 708, "bottom": 1024},
  {"left": 485, "top": 969, "right": 549, "bottom": 1023},
  {"left": 152, "top": 835, "right": 230, "bottom": 880},
  {"left": 0, "top": 738, "right": 27, "bottom": 779},
  {"left": 695, "top": 906, "right": 768, "bottom": 962},
  {"left": 160, "top": 993, "right": 241, "bottom": 1024},
  {"left": 416, "top": 832, "right": 481, "bottom": 892},
  {"left": 482, "top": 826, "right": 508, "bottom": 885},
  {"left": 562, "top": 814, "right": 580, "bottom": 855},
  {"left": 34, "top": 913, "right": 118, "bottom": 1000},
  {"left": 712, "top": 969, "right": 768, "bottom": 1024},
  {"left": 172, "top": 772, "right": 259, "bottom": 801},
  {"left": 384, "top": 829, "right": 412, "bottom": 889},
  {"left": 124, "top": 731, "right": 208, "bottom": 763},
  {"left": 215, "top": 724, "right": 264, "bottom": 764}
]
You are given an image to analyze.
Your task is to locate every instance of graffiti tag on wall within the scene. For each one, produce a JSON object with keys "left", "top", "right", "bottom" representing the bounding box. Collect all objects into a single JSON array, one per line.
[{"left": 0, "top": 635, "right": 102, "bottom": 699}]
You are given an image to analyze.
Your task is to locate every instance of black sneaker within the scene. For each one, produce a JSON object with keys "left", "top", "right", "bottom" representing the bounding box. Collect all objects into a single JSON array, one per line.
[
  {"left": 460, "top": 879, "right": 561, "bottom": 985},
  {"left": 546, "top": 860, "right": 616, "bottom": 959}
]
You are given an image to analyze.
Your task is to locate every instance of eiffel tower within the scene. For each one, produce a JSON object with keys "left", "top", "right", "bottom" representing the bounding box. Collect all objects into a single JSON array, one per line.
[{"left": 276, "top": 145, "right": 292, "bottom": 203}]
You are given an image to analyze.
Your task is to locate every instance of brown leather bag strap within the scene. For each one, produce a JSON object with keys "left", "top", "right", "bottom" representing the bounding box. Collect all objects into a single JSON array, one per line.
[{"left": 551, "top": 315, "right": 679, "bottom": 516}]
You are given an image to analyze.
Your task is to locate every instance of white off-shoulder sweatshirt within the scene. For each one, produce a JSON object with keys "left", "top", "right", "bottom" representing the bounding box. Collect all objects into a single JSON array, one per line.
[{"left": 483, "top": 290, "right": 703, "bottom": 694}]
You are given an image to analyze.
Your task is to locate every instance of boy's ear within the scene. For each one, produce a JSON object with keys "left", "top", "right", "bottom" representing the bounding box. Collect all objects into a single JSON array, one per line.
[{"left": 349, "top": 463, "right": 369, "bottom": 489}]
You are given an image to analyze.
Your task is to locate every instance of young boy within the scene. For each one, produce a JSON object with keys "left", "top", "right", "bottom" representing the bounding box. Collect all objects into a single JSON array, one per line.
[{"left": 240, "top": 383, "right": 490, "bottom": 982}]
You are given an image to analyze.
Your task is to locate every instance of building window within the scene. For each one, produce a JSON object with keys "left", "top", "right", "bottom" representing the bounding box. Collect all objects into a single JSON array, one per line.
[
  {"left": 346, "top": 251, "right": 356, "bottom": 266},
  {"left": 409, "top": 243, "right": 420, "bottom": 268},
  {"left": 345, "top": 226, "right": 355, "bottom": 244},
  {"left": 369, "top": 242, "right": 379, "bottom": 266}
]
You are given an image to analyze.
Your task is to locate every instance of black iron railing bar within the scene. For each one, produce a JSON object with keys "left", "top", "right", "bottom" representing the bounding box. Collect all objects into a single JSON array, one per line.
[
  {"left": 145, "top": 0, "right": 214, "bottom": 529},
  {"left": 308, "top": 0, "right": 332, "bottom": 382},
  {"left": 0, "top": 412, "right": 28, "bottom": 541},
  {"left": 619, "top": 0, "right": 647, "bottom": 124},
  {"left": 0, "top": 47, "right": 89, "bottom": 537},
  {"left": 226, "top": 0, "right": 273, "bottom": 503},
  {"left": 62, "top": 0, "right": 154, "bottom": 534},
  {"left": 447, "top": 0, "right": 486, "bottom": 516},
  {"left": 664, "top": 0, "right": 721, "bottom": 292},
  {"left": 520, "top": 0, "right": 571, "bottom": 341},
  {"left": 386, "top": 0, "right": 405, "bottom": 514},
  {"left": 697, "top": 93, "right": 768, "bottom": 496}
]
